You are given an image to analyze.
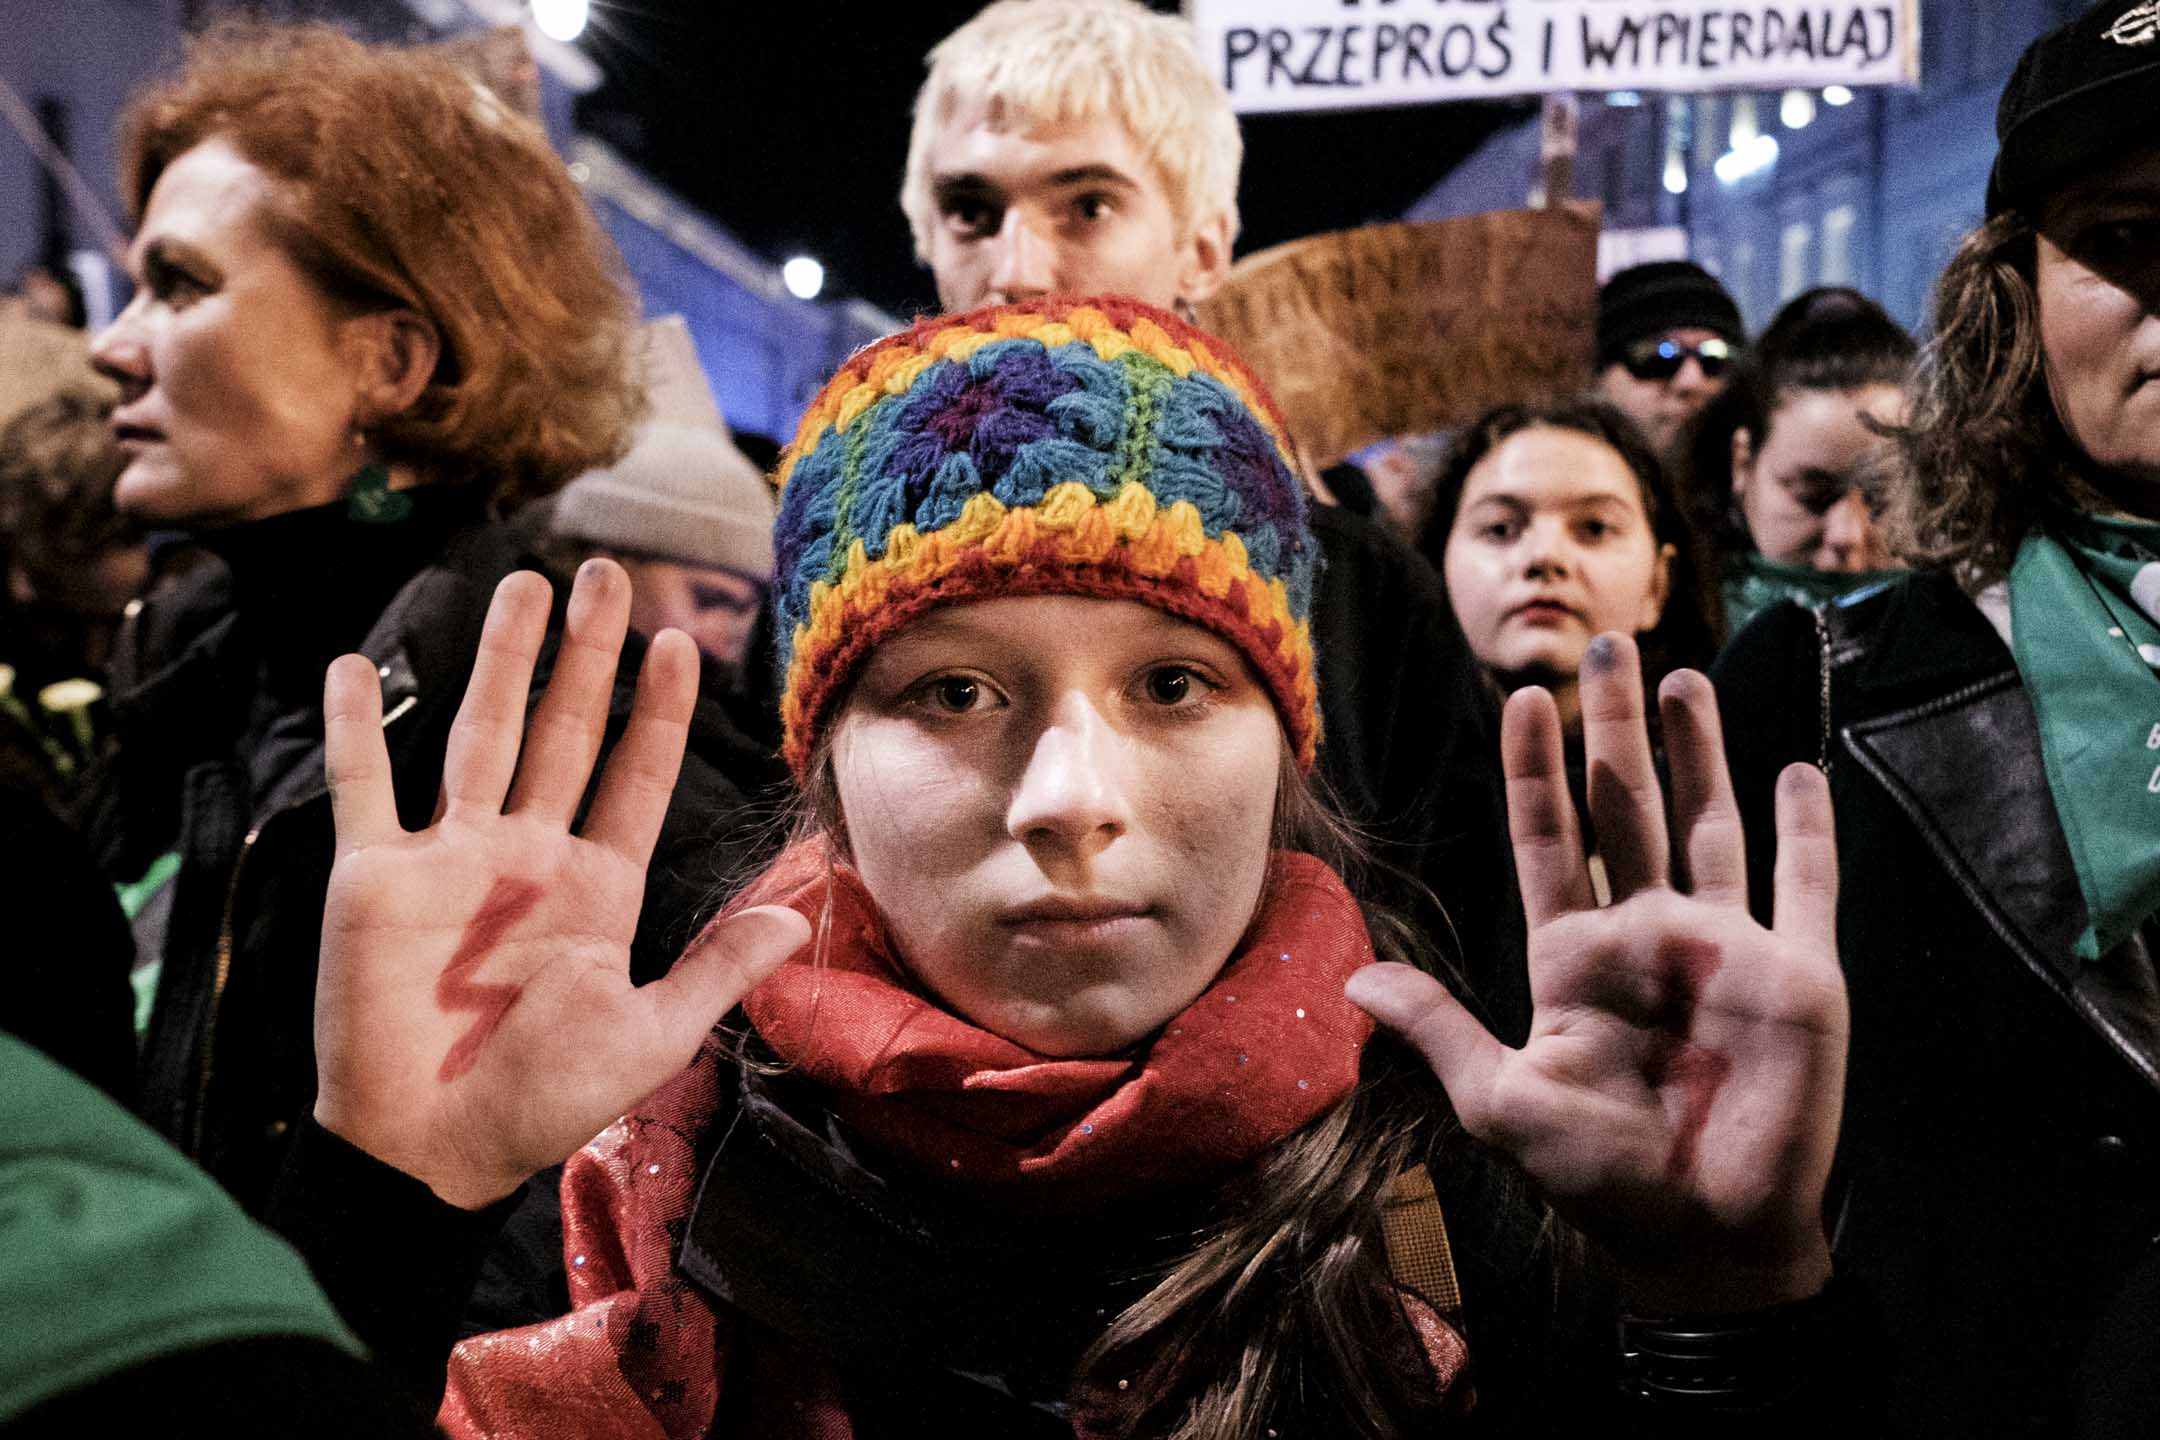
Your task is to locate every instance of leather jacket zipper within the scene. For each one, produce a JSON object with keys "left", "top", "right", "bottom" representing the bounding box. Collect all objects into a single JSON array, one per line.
[
  {"left": 191, "top": 823, "right": 259, "bottom": 1158},
  {"left": 187, "top": 684, "right": 418, "bottom": 1159}
]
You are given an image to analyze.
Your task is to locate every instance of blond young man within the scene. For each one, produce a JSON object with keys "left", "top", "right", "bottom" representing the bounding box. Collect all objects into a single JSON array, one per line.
[{"left": 896, "top": 0, "right": 1531, "bottom": 1040}]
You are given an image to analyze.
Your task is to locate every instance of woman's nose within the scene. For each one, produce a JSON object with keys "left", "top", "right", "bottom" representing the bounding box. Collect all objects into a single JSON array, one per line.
[
  {"left": 1006, "top": 692, "right": 1131, "bottom": 865},
  {"left": 88, "top": 303, "right": 150, "bottom": 396},
  {"left": 1520, "top": 518, "right": 1571, "bottom": 577},
  {"left": 1818, "top": 489, "right": 1877, "bottom": 571}
]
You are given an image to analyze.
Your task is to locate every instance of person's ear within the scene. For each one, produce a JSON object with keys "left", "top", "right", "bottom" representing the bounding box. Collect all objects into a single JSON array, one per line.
[
  {"left": 1176, "top": 210, "right": 1234, "bottom": 308},
  {"left": 1638, "top": 540, "right": 1676, "bottom": 633},
  {"left": 345, "top": 310, "right": 442, "bottom": 427},
  {"left": 1730, "top": 426, "right": 1757, "bottom": 498}
]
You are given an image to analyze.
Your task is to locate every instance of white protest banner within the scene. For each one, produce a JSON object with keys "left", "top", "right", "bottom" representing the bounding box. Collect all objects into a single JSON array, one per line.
[{"left": 1190, "top": 0, "right": 1920, "bottom": 114}]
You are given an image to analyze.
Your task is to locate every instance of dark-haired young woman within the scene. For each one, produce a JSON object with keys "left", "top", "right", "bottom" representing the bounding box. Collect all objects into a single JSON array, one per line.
[
  {"left": 1713, "top": 9, "right": 2160, "bottom": 1434},
  {"left": 1686, "top": 287, "right": 1915, "bottom": 635}
]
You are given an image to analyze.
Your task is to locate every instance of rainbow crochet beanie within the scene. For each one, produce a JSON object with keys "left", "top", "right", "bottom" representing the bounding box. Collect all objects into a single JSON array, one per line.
[{"left": 772, "top": 296, "right": 1321, "bottom": 778}]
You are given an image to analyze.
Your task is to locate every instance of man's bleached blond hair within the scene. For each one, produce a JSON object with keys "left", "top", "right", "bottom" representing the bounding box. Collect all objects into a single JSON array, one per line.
[{"left": 900, "top": 0, "right": 1243, "bottom": 259}]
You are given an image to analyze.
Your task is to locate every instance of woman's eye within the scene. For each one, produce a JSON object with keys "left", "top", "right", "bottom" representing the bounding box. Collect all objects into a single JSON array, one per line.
[
  {"left": 2074, "top": 219, "right": 2160, "bottom": 269},
  {"left": 1480, "top": 520, "right": 1518, "bottom": 542},
  {"left": 924, "top": 676, "right": 987, "bottom": 713},
  {"left": 1578, "top": 519, "right": 1612, "bottom": 541},
  {"left": 147, "top": 260, "right": 208, "bottom": 302},
  {"left": 1138, "top": 665, "right": 1215, "bottom": 709}
]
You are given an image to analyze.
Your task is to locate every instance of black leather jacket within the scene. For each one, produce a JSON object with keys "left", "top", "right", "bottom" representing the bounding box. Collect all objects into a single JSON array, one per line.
[
  {"left": 1715, "top": 572, "right": 2160, "bottom": 1439},
  {"left": 86, "top": 490, "right": 782, "bottom": 1214}
]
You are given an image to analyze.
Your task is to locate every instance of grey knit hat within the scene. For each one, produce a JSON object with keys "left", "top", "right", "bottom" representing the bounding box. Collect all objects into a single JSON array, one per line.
[{"left": 552, "top": 421, "right": 776, "bottom": 581}]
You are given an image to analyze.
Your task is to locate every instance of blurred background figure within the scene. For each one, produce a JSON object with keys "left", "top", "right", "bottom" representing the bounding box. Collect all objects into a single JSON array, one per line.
[
  {"left": 547, "top": 418, "right": 775, "bottom": 693},
  {"left": 1425, "top": 399, "right": 1718, "bottom": 899},
  {"left": 1429, "top": 399, "right": 1716, "bottom": 741},
  {"left": 1591, "top": 260, "right": 1745, "bottom": 474},
  {"left": 3, "top": 262, "right": 88, "bottom": 329},
  {"left": 1688, "top": 286, "right": 1914, "bottom": 635},
  {"left": 0, "top": 387, "right": 142, "bottom": 809}
]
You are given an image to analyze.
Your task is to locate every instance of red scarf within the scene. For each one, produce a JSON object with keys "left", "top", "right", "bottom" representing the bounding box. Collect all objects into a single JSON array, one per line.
[
  {"left": 737, "top": 841, "right": 1377, "bottom": 1208},
  {"left": 440, "top": 845, "right": 1464, "bottom": 1440}
]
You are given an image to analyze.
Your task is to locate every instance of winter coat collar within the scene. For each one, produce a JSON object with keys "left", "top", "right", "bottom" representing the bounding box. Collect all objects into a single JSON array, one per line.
[{"left": 1826, "top": 574, "right": 2160, "bottom": 1093}]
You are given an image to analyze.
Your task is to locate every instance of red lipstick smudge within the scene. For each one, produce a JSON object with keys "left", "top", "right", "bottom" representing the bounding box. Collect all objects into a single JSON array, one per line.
[{"left": 434, "top": 878, "right": 542, "bottom": 1083}]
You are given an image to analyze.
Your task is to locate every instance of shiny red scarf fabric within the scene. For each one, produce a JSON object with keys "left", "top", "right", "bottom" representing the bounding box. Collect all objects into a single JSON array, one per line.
[
  {"left": 738, "top": 841, "right": 1378, "bottom": 1208},
  {"left": 439, "top": 845, "right": 1458, "bottom": 1440}
]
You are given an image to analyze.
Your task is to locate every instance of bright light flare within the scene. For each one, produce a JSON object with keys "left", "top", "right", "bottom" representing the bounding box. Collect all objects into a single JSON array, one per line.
[
  {"left": 532, "top": 0, "right": 589, "bottom": 44},
  {"left": 1714, "top": 134, "right": 1780, "bottom": 185},
  {"left": 1663, "top": 153, "right": 1689, "bottom": 195},
  {"left": 1781, "top": 89, "right": 1816, "bottom": 130},
  {"left": 1823, "top": 85, "right": 1855, "bottom": 107},
  {"left": 783, "top": 256, "right": 825, "bottom": 301}
]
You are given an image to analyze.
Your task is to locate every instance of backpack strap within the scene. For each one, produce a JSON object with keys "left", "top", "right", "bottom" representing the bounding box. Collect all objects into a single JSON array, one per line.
[{"left": 1380, "top": 1164, "right": 1462, "bottom": 1330}]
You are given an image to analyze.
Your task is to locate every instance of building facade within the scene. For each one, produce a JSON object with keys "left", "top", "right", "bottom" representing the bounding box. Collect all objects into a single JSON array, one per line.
[{"left": 1408, "top": 0, "right": 2093, "bottom": 333}]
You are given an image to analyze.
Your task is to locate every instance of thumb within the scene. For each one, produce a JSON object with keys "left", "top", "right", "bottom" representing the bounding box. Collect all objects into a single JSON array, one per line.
[
  {"left": 633, "top": 904, "right": 812, "bottom": 1063},
  {"left": 1346, "top": 961, "right": 1508, "bottom": 1127}
]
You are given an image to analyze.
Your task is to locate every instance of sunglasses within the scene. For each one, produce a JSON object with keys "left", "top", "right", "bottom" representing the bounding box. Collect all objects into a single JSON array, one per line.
[{"left": 1621, "top": 336, "right": 1736, "bottom": 382}]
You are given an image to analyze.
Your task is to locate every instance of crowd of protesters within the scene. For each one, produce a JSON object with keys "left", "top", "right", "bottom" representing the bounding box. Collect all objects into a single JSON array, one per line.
[{"left": 0, "top": 0, "right": 2155, "bottom": 1436}]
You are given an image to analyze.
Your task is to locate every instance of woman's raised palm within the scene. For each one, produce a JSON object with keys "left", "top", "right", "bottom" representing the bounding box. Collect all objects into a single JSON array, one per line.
[
  {"left": 314, "top": 564, "right": 806, "bottom": 1208},
  {"left": 1350, "top": 636, "right": 1846, "bottom": 1312}
]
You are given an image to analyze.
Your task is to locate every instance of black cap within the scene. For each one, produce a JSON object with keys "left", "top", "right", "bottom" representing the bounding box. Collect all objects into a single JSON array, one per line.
[
  {"left": 1596, "top": 261, "right": 1745, "bottom": 367},
  {"left": 1988, "top": 2, "right": 2160, "bottom": 216}
]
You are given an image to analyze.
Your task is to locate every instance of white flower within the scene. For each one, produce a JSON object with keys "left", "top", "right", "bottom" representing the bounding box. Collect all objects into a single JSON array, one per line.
[{"left": 38, "top": 678, "right": 104, "bottom": 713}]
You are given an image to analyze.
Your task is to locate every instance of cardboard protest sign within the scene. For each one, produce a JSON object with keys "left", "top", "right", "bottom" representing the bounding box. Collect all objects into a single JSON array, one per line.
[
  {"left": 1193, "top": 207, "right": 1597, "bottom": 468},
  {"left": 1190, "top": 0, "right": 1920, "bottom": 114},
  {"left": 0, "top": 310, "right": 109, "bottom": 428}
]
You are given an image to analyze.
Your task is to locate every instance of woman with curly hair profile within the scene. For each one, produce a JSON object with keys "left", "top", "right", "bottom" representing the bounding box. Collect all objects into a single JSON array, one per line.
[
  {"left": 81, "top": 23, "right": 766, "bottom": 1218},
  {"left": 1714, "top": 7, "right": 2160, "bottom": 1432}
]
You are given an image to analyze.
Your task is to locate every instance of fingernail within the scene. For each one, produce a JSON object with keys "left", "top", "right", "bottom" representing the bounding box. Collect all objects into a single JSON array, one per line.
[
  {"left": 1583, "top": 634, "right": 1620, "bottom": 674},
  {"left": 1778, "top": 761, "right": 1824, "bottom": 797}
]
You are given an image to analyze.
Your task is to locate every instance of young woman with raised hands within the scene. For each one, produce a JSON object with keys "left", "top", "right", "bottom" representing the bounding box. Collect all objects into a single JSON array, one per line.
[{"left": 300, "top": 299, "right": 1857, "bottom": 1437}]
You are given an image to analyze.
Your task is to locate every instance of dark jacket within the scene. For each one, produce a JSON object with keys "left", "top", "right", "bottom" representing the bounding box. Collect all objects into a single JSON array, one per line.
[
  {"left": 1714, "top": 573, "right": 2160, "bottom": 1439},
  {"left": 1308, "top": 504, "right": 1529, "bottom": 1042},
  {"left": 85, "top": 489, "right": 781, "bottom": 1215}
]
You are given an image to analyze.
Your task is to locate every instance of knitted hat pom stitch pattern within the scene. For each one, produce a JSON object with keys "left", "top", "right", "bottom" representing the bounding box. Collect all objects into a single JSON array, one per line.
[{"left": 772, "top": 297, "right": 1322, "bottom": 779}]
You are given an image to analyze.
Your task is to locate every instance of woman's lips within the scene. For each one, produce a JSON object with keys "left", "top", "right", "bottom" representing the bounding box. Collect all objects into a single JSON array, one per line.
[
  {"left": 111, "top": 420, "right": 164, "bottom": 447},
  {"left": 1507, "top": 599, "right": 1579, "bottom": 625},
  {"left": 998, "top": 898, "right": 1154, "bottom": 946}
]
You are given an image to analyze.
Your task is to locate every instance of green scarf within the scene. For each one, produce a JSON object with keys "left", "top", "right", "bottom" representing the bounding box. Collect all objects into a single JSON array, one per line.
[
  {"left": 1722, "top": 551, "right": 1903, "bottom": 636},
  {"left": 2007, "top": 516, "right": 2160, "bottom": 960}
]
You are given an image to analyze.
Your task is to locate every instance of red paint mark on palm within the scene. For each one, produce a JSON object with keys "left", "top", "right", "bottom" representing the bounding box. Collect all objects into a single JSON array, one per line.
[
  {"left": 435, "top": 879, "right": 542, "bottom": 1083},
  {"left": 1643, "top": 937, "right": 1731, "bottom": 1182}
]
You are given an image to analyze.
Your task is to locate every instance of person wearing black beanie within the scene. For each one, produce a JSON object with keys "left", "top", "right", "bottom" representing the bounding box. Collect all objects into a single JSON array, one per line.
[{"left": 1592, "top": 260, "right": 1746, "bottom": 465}]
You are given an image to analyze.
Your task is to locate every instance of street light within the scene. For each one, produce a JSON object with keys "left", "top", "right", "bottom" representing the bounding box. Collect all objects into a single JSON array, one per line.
[
  {"left": 532, "top": 0, "right": 588, "bottom": 44},
  {"left": 1823, "top": 84, "right": 1855, "bottom": 107},
  {"left": 783, "top": 256, "right": 825, "bottom": 301},
  {"left": 1714, "top": 134, "right": 1779, "bottom": 185},
  {"left": 1781, "top": 89, "right": 1816, "bottom": 130}
]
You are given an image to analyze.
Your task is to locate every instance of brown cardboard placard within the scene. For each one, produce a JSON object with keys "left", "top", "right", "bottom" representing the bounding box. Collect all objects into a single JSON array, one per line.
[{"left": 1194, "top": 207, "right": 1599, "bottom": 468}]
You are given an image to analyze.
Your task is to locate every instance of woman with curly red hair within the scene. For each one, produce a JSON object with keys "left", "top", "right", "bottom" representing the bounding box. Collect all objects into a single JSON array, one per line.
[{"left": 80, "top": 23, "right": 764, "bottom": 1218}]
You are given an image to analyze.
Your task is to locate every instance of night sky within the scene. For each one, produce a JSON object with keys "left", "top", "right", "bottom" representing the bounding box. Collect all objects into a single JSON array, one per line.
[{"left": 572, "top": 0, "right": 1532, "bottom": 318}]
